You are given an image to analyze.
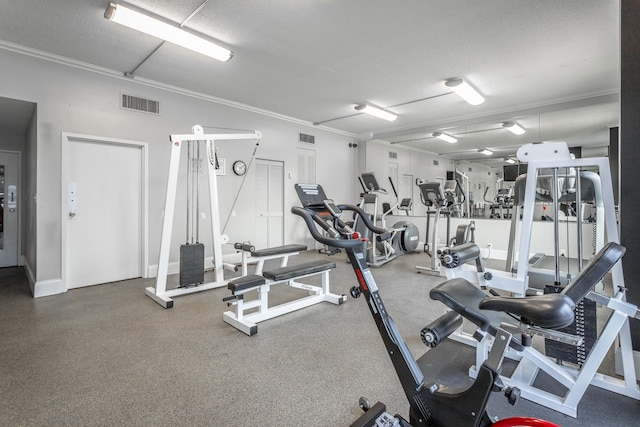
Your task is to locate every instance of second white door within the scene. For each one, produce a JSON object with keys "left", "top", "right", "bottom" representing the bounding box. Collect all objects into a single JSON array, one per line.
[{"left": 255, "top": 159, "right": 284, "bottom": 249}]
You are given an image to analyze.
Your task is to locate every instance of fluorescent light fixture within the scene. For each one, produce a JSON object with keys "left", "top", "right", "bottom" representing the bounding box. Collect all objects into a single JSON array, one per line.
[
  {"left": 432, "top": 132, "right": 457, "bottom": 143},
  {"left": 445, "top": 78, "right": 485, "bottom": 105},
  {"left": 503, "top": 121, "right": 525, "bottom": 135},
  {"left": 354, "top": 104, "right": 398, "bottom": 121},
  {"left": 479, "top": 149, "right": 493, "bottom": 156},
  {"left": 505, "top": 158, "right": 516, "bottom": 164},
  {"left": 104, "top": 2, "right": 233, "bottom": 62}
]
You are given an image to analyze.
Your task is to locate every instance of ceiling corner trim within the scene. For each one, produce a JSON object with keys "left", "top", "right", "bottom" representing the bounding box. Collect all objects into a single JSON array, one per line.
[{"left": 0, "top": 39, "right": 356, "bottom": 138}]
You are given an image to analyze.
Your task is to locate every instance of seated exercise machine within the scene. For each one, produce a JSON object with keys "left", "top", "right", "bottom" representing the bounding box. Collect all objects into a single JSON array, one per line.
[
  {"left": 354, "top": 173, "right": 419, "bottom": 267},
  {"left": 293, "top": 183, "right": 559, "bottom": 427},
  {"left": 432, "top": 241, "right": 640, "bottom": 418},
  {"left": 438, "top": 142, "right": 640, "bottom": 416}
]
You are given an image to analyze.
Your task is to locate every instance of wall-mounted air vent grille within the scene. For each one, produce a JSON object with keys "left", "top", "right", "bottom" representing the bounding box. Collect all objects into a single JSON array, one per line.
[
  {"left": 121, "top": 94, "right": 160, "bottom": 114},
  {"left": 389, "top": 152, "right": 397, "bottom": 159},
  {"left": 299, "top": 133, "right": 315, "bottom": 144},
  {"left": 433, "top": 160, "right": 439, "bottom": 166}
]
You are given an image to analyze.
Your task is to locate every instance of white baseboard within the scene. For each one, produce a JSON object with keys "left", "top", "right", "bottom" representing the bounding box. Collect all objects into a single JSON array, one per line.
[
  {"left": 22, "top": 256, "right": 36, "bottom": 295},
  {"left": 33, "top": 278, "right": 66, "bottom": 298}
]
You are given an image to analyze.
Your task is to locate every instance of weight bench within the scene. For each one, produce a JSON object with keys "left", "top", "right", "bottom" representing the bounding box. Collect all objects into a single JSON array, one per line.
[
  {"left": 223, "top": 259, "right": 347, "bottom": 335},
  {"left": 429, "top": 241, "right": 640, "bottom": 417},
  {"left": 234, "top": 243, "right": 308, "bottom": 276}
]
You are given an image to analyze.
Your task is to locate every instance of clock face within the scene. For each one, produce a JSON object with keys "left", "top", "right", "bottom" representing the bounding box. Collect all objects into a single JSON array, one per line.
[{"left": 233, "top": 160, "right": 247, "bottom": 176}]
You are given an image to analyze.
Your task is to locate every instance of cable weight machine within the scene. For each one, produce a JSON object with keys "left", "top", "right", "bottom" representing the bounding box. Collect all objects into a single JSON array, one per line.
[{"left": 145, "top": 125, "right": 261, "bottom": 308}]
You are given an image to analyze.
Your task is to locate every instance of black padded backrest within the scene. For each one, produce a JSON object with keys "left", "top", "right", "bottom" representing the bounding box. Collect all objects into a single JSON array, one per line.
[{"left": 561, "top": 242, "right": 625, "bottom": 303}]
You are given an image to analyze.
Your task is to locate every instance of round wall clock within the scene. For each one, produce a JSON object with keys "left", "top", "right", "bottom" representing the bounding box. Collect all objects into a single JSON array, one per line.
[{"left": 232, "top": 160, "right": 247, "bottom": 176}]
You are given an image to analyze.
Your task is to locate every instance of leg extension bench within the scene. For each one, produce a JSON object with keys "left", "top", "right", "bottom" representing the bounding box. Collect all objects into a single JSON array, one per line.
[
  {"left": 223, "top": 260, "right": 347, "bottom": 335},
  {"left": 428, "top": 242, "right": 640, "bottom": 417}
]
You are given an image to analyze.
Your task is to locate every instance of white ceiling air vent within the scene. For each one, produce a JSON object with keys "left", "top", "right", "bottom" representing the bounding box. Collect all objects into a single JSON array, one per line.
[
  {"left": 299, "top": 133, "right": 315, "bottom": 144},
  {"left": 389, "top": 152, "right": 397, "bottom": 159},
  {"left": 121, "top": 93, "right": 160, "bottom": 114}
]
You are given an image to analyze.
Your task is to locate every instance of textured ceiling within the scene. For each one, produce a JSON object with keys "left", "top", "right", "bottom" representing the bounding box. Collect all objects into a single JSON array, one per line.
[{"left": 0, "top": 0, "right": 620, "bottom": 162}]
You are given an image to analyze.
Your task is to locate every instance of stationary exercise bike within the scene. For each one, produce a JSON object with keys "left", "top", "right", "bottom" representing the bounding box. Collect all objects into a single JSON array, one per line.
[{"left": 293, "top": 183, "right": 560, "bottom": 427}]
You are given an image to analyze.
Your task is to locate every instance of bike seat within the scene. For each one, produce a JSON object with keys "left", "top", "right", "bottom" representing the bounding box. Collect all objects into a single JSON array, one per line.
[{"left": 479, "top": 293, "right": 575, "bottom": 329}]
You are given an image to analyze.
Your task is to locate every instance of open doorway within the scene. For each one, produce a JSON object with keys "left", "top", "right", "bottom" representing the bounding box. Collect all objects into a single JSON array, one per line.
[{"left": 0, "top": 96, "right": 37, "bottom": 270}]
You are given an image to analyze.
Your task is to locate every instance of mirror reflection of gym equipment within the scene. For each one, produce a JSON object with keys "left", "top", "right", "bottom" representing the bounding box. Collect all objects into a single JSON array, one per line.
[{"left": 415, "top": 180, "right": 475, "bottom": 273}]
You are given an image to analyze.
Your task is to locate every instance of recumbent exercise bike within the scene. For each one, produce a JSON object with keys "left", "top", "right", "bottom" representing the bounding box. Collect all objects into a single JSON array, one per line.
[{"left": 293, "top": 183, "right": 564, "bottom": 427}]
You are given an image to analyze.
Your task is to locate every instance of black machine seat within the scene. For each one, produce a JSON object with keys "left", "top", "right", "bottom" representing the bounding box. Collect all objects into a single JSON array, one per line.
[
  {"left": 430, "top": 279, "right": 527, "bottom": 351},
  {"left": 431, "top": 242, "right": 625, "bottom": 351},
  {"left": 228, "top": 274, "right": 266, "bottom": 293},
  {"left": 251, "top": 244, "right": 307, "bottom": 257},
  {"left": 262, "top": 260, "right": 336, "bottom": 282}
]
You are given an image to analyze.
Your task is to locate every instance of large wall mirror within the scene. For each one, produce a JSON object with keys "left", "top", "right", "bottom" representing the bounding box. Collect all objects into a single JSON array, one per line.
[{"left": 359, "top": 98, "right": 618, "bottom": 220}]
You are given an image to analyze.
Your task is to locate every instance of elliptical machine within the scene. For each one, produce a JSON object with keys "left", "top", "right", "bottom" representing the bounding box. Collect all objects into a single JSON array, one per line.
[
  {"left": 293, "top": 183, "right": 560, "bottom": 427},
  {"left": 354, "top": 172, "right": 419, "bottom": 266}
]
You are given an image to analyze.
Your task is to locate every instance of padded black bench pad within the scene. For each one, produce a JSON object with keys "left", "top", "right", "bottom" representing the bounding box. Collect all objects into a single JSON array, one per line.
[
  {"left": 251, "top": 244, "right": 307, "bottom": 257},
  {"left": 430, "top": 279, "right": 525, "bottom": 351},
  {"left": 228, "top": 274, "right": 266, "bottom": 293},
  {"left": 262, "top": 260, "right": 336, "bottom": 282}
]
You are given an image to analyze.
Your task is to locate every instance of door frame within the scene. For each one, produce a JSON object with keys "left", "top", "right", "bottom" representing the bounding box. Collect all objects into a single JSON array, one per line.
[
  {"left": 255, "top": 158, "right": 284, "bottom": 248},
  {"left": 0, "top": 149, "right": 22, "bottom": 267},
  {"left": 61, "top": 132, "right": 149, "bottom": 290}
]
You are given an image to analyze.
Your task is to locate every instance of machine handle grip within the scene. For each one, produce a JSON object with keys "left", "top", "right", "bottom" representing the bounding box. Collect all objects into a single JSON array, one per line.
[
  {"left": 291, "top": 206, "right": 364, "bottom": 249},
  {"left": 336, "top": 203, "right": 391, "bottom": 240}
]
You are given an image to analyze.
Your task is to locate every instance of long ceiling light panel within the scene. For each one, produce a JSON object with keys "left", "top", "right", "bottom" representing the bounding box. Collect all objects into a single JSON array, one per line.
[
  {"left": 104, "top": 2, "right": 234, "bottom": 62},
  {"left": 503, "top": 121, "right": 526, "bottom": 135},
  {"left": 354, "top": 104, "right": 398, "bottom": 121},
  {"left": 445, "top": 78, "right": 485, "bottom": 105},
  {"left": 432, "top": 132, "right": 457, "bottom": 143}
]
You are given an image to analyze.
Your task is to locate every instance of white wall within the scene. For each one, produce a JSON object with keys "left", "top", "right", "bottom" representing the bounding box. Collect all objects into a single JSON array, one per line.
[{"left": 0, "top": 48, "right": 356, "bottom": 295}]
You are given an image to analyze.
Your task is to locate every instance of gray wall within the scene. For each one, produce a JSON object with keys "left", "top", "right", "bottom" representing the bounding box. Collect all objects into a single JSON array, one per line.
[{"left": 0, "top": 48, "right": 356, "bottom": 294}]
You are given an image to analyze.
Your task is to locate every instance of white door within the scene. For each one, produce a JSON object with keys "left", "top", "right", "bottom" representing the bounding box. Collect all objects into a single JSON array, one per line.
[
  {"left": 0, "top": 151, "right": 20, "bottom": 267},
  {"left": 297, "top": 148, "right": 316, "bottom": 184},
  {"left": 255, "top": 159, "right": 284, "bottom": 249},
  {"left": 64, "top": 135, "right": 145, "bottom": 288}
]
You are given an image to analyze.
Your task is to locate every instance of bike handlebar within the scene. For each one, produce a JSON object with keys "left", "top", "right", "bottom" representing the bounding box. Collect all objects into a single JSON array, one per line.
[{"left": 291, "top": 203, "right": 390, "bottom": 249}]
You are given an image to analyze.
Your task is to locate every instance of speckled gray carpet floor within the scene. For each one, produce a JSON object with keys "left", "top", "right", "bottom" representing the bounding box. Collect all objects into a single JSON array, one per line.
[{"left": 1, "top": 250, "right": 639, "bottom": 426}]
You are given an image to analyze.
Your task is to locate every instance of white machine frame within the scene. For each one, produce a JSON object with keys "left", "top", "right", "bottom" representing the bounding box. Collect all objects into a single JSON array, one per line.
[
  {"left": 445, "top": 142, "right": 640, "bottom": 416},
  {"left": 145, "top": 125, "right": 261, "bottom": 308}
]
